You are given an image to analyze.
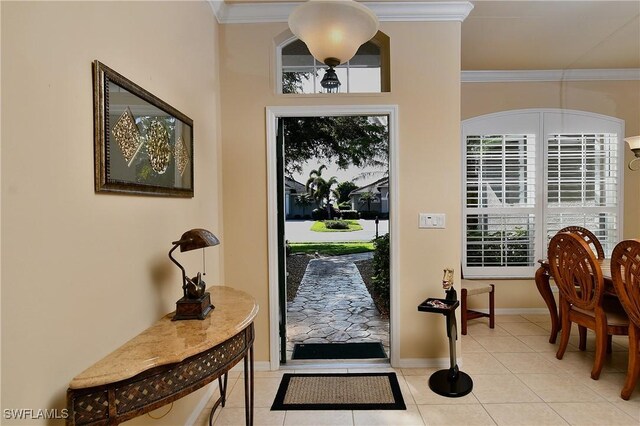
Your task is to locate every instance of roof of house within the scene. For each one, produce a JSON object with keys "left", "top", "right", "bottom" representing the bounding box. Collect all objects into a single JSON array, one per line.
[
  {"left": 349, "top": 177, "right": 389, "bottom": 196},
  {"left": 284, "top": 176, "right": 306, "bottom": 193}
]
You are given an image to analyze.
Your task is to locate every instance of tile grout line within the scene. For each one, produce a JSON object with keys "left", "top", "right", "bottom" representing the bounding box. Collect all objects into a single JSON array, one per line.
[
  {"left": 209, "top": 315, "right": 639, "bottom": 425},
  {"left": 483, "top": 316, "right": 637, "bottom": 426},
  {"left": 486, "top": 317, "right": 568, "bottom": 423}
]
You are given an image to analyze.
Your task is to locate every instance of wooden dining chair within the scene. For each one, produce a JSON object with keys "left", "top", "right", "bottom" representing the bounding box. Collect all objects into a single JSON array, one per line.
[
  {"left": 610, "top": 239, "right": 640, "bottom": 400},
  {"left": 557, "top": 226, "right": 608, "bottom": 350},
  {"left": 548, "top": 232, "right": 629, "bottom": 380},
  {"left": 558, "top": 226, "right": 605, "bottom": 260}
]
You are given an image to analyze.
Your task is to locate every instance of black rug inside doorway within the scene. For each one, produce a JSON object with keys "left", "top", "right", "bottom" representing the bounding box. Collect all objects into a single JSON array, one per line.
[
  {"left": 271, "top": 373, "right": 406, "bottom": 411},
  {"left": 291, "top": 342, "right": 387, "bottom": 360}
]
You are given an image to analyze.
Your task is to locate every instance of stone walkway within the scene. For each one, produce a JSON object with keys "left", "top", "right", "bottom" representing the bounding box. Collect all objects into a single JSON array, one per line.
[{"left": 286, "top": 252, "right": 390, "bottom": 360}]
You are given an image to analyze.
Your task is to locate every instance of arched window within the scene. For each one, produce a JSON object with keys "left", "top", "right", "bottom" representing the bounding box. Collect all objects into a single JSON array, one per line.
[
  {"left": 277, "top": 31, "right": 390, "bottom": 94},
  {"left": 461, "top": 109, "right": 624, "bottom": 278}
]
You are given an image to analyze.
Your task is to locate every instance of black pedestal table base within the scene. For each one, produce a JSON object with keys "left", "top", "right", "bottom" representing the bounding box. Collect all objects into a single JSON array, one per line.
[{"left": 418, "top": 288, "right": 473, "bottom": 398}]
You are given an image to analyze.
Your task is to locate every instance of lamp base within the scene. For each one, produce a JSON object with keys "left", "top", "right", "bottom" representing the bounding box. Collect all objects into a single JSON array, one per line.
[
  {"left": 428, "top": 368, "right": 473, "bottom": 397},
  {"left": 172, "top": 292, "right": 214, "bottom": 321}
]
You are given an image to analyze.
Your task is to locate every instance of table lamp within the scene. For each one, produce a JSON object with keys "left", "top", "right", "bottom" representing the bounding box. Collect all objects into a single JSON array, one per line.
[{"left": 168, "top": 228, "right": 219, "bottom": 320}]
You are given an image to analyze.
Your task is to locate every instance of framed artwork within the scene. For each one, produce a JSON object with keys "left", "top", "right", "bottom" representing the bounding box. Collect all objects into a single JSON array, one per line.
[{"left": 93, "top": 60, "right": 194, "bottom": 197}]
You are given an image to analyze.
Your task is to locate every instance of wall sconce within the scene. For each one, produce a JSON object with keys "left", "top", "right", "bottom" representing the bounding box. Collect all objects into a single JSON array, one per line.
[
  {"left": 625, "top": 136, "right": 640, "bottom": 171},
  {"left": 168, "top": 228, "right": 219, "bottom": 320},
  {"left": 288, "top": 0, "right": 379, "bottom": 92}
]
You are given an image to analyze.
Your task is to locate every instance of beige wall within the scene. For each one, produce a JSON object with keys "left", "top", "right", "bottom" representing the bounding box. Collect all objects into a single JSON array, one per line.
[
  {"left": 462, "top": 80, "right": 640, "bottom": 311},
  {"left": 1, "top": 1, "right": 221, "bottom": 424},
  {"left": 3, "top": 1, "right": 636, "bottom": 421},
  {"left": 219, "top": 21, "right": 462, "bottom": 362}
]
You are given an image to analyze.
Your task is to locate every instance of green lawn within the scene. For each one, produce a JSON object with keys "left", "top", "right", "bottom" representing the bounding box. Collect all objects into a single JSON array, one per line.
[
  {"left": 310, "top": 220, "right": 363, "bottom": 232},
  {"left": 288, "top": 242, "right": 374, "bottom": 256}
]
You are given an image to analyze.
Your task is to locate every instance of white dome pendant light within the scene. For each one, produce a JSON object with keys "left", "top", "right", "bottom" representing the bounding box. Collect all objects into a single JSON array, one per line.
[{"left": 288, "top": 0, "right": 379, "bottom": 92}]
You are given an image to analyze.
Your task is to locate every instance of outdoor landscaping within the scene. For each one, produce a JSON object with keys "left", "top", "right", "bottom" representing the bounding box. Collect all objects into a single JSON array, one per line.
[
  {"left": 310, "top": 219, "right": 363, "bottom": 232},
  {"left": 288, "top": 241, "right": 374, "bottom": 256},
  {"left": 286, "top": 253, "right": 313, "bottom": 302},
  {"left": 354, "top": 258, "right": 388, "bottom": 319},
  {"left": 285, "top": 236, "right": 390, "bottom": 319},
  {"left": 282, "top": 115, "right": 391, "bottom": 321}
]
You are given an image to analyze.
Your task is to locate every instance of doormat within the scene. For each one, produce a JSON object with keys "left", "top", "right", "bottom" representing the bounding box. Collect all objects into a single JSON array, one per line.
[
  {"left": 291, "top": 342, "right": 387, "bottom": 360},
  {"left": 271, "top": 373, "right": 406, "bottom": 411}
]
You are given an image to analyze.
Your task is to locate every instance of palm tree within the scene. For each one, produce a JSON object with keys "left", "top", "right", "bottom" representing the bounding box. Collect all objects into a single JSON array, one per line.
[
  {"left": 295, "top": 193, "right": 314, "bottom": 216},
  {"left": 305, "top": 165, "right": 339, "bottom": 219}
]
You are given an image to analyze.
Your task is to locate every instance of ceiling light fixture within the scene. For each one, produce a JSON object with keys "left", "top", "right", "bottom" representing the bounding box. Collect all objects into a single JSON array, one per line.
[
  {"left": 288, "top": 0, "right": 379, "bottom": 92},
  {"left": 624, "top": 136, "right": 640, "bottom": 171}
]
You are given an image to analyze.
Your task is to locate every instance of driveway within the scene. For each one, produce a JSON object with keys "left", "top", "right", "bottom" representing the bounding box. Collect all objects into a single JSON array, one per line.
[{"left": 286, "top": 219, "right": 389, "bottom": 242}]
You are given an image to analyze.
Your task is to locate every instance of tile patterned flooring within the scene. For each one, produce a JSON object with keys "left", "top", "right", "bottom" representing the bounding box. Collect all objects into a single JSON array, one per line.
[{"left": 195, "top": 314, "right": 640, "bottom": 425}]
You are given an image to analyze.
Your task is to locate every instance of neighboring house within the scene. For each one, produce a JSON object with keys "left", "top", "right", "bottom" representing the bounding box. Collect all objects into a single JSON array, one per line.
[
  {"left": 349, "top": 177, "right": 389, "bottom": 215},
  {"left": 285, "top": 176, "right": 314, "bottom": 219}
]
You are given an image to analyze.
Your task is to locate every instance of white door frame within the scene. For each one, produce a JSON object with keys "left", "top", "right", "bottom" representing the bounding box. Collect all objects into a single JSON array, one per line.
[{"left": 265, "top": 105, "right": 400, "bottom": 370}]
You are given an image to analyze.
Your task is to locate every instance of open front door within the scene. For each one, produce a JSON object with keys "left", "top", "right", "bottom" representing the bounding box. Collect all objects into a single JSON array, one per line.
[{"left": 276, "top": 118, "right": 287, "bottom": 363}]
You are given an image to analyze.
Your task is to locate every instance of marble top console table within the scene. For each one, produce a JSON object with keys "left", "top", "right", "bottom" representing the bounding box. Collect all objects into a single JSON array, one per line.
[{"left": 67, "top": 286, "right": 258, "bottom": 425}]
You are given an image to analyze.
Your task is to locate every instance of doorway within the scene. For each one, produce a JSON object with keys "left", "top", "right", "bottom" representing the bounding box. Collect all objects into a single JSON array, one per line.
[{"left": 265, "top": 105, "right": 399, "bottom": 369}]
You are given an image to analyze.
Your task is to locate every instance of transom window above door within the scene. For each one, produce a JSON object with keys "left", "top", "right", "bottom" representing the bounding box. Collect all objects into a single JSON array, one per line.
[
  {"left": 277, "top": 32, "right": 390, "bottom": 94},
  {"left": 462, "top": 109, "right": 624, "bottom": 279}
]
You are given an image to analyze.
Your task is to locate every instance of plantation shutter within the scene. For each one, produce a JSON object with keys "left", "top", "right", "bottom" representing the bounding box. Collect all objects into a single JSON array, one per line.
[
  {"left": 464, "top": 134, "right": 537, "bottom": 277},
  {"left": 544, "top": 111, "right": 621, "bottom": 256},
  {"left": 462, "top": 110, "right": 623, "bottom": 279}
]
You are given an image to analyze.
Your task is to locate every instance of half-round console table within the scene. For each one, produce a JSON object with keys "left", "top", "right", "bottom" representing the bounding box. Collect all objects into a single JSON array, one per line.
[{"left": 66, "top": 286, "right": 258, "bottom": 425}]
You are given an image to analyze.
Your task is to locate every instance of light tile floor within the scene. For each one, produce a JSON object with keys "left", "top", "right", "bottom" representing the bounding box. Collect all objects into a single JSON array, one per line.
[{"left": 195, "top": 315, "right": 640, "bottom": 426}]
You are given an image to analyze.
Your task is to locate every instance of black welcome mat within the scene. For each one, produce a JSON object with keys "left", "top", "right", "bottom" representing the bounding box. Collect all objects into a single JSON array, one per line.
[
  {"left": 291, "top": 342, "right": 387, "bottom": 360},
  {"left": 271, "top": 373, "right": 406, "bottom": 411}
]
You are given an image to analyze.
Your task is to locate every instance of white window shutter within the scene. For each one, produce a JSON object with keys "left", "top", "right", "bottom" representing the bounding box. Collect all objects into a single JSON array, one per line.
[{"left": 462, "top": 110, "right": 623, "bottom": 279}]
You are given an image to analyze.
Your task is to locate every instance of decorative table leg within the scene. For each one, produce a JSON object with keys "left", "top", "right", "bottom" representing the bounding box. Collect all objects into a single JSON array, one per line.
[
  {"left": 250, "top": 344, "right": 254, "bottom": 426},
  {"left": 209, "top": 372, "right": 229, "bottom": 426},
  {"left": 243, "top": 344, "right": 254, "bottom": 426},
  {"left": 535, "top": 264, "right": 559, "bottom": 343},
  {"left": 219, "top": 374, "right": 228, "bottom": 406},
  {"left": 209, "top": 371, "right": 229, "bottom": 426}
]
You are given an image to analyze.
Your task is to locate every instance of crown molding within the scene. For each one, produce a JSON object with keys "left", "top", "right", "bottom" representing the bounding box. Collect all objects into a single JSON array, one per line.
[
  {"left": 208, "top": 1, "right": 474, "bottom": 24},
  {"left": 371, "top": 1, "right": 474, "bottom": 22},
  {"left": 462, "top": 69, "right": 640, "bottom": 83}
]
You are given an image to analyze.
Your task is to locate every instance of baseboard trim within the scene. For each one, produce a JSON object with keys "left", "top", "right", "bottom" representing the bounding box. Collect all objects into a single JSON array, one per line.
[
  {"left": 252, "top": 360, "right": 272, "bottom": 372},
  {"left": 185, "top": 382, "right": 217, "bottom": 426},
  {"left": 187, "top": 361, "right": 271, "bottom": 425},
  {"left": 469, "top": 308, "right": 550, "bottom": 315},
  {"left": 397, "top": 357, "right": 451, "bottom": 369}
]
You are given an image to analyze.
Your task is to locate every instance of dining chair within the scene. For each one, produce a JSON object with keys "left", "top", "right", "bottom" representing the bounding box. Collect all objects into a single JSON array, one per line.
[
  {"left": 610, "top": 239, "right": 640, "bottom": 400},
  {"left": 554, "top": 226, "right": 607, "bottom": 349},
  {"left": 548, "top": 232, "right": 629, "bottom": 380},
  {"left": 558, "top": 226, "right": 605, "bottom": 260}
]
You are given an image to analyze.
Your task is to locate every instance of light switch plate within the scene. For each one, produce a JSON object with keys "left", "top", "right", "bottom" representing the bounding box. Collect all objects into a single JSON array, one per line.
[{"left": 419, "top": 213, "right": 446, "bottom": 229}]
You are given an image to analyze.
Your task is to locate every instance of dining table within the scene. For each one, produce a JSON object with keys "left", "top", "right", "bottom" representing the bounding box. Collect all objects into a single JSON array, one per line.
[{"left": 535, "top": 258, "right": 613, "bottom": 343}]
